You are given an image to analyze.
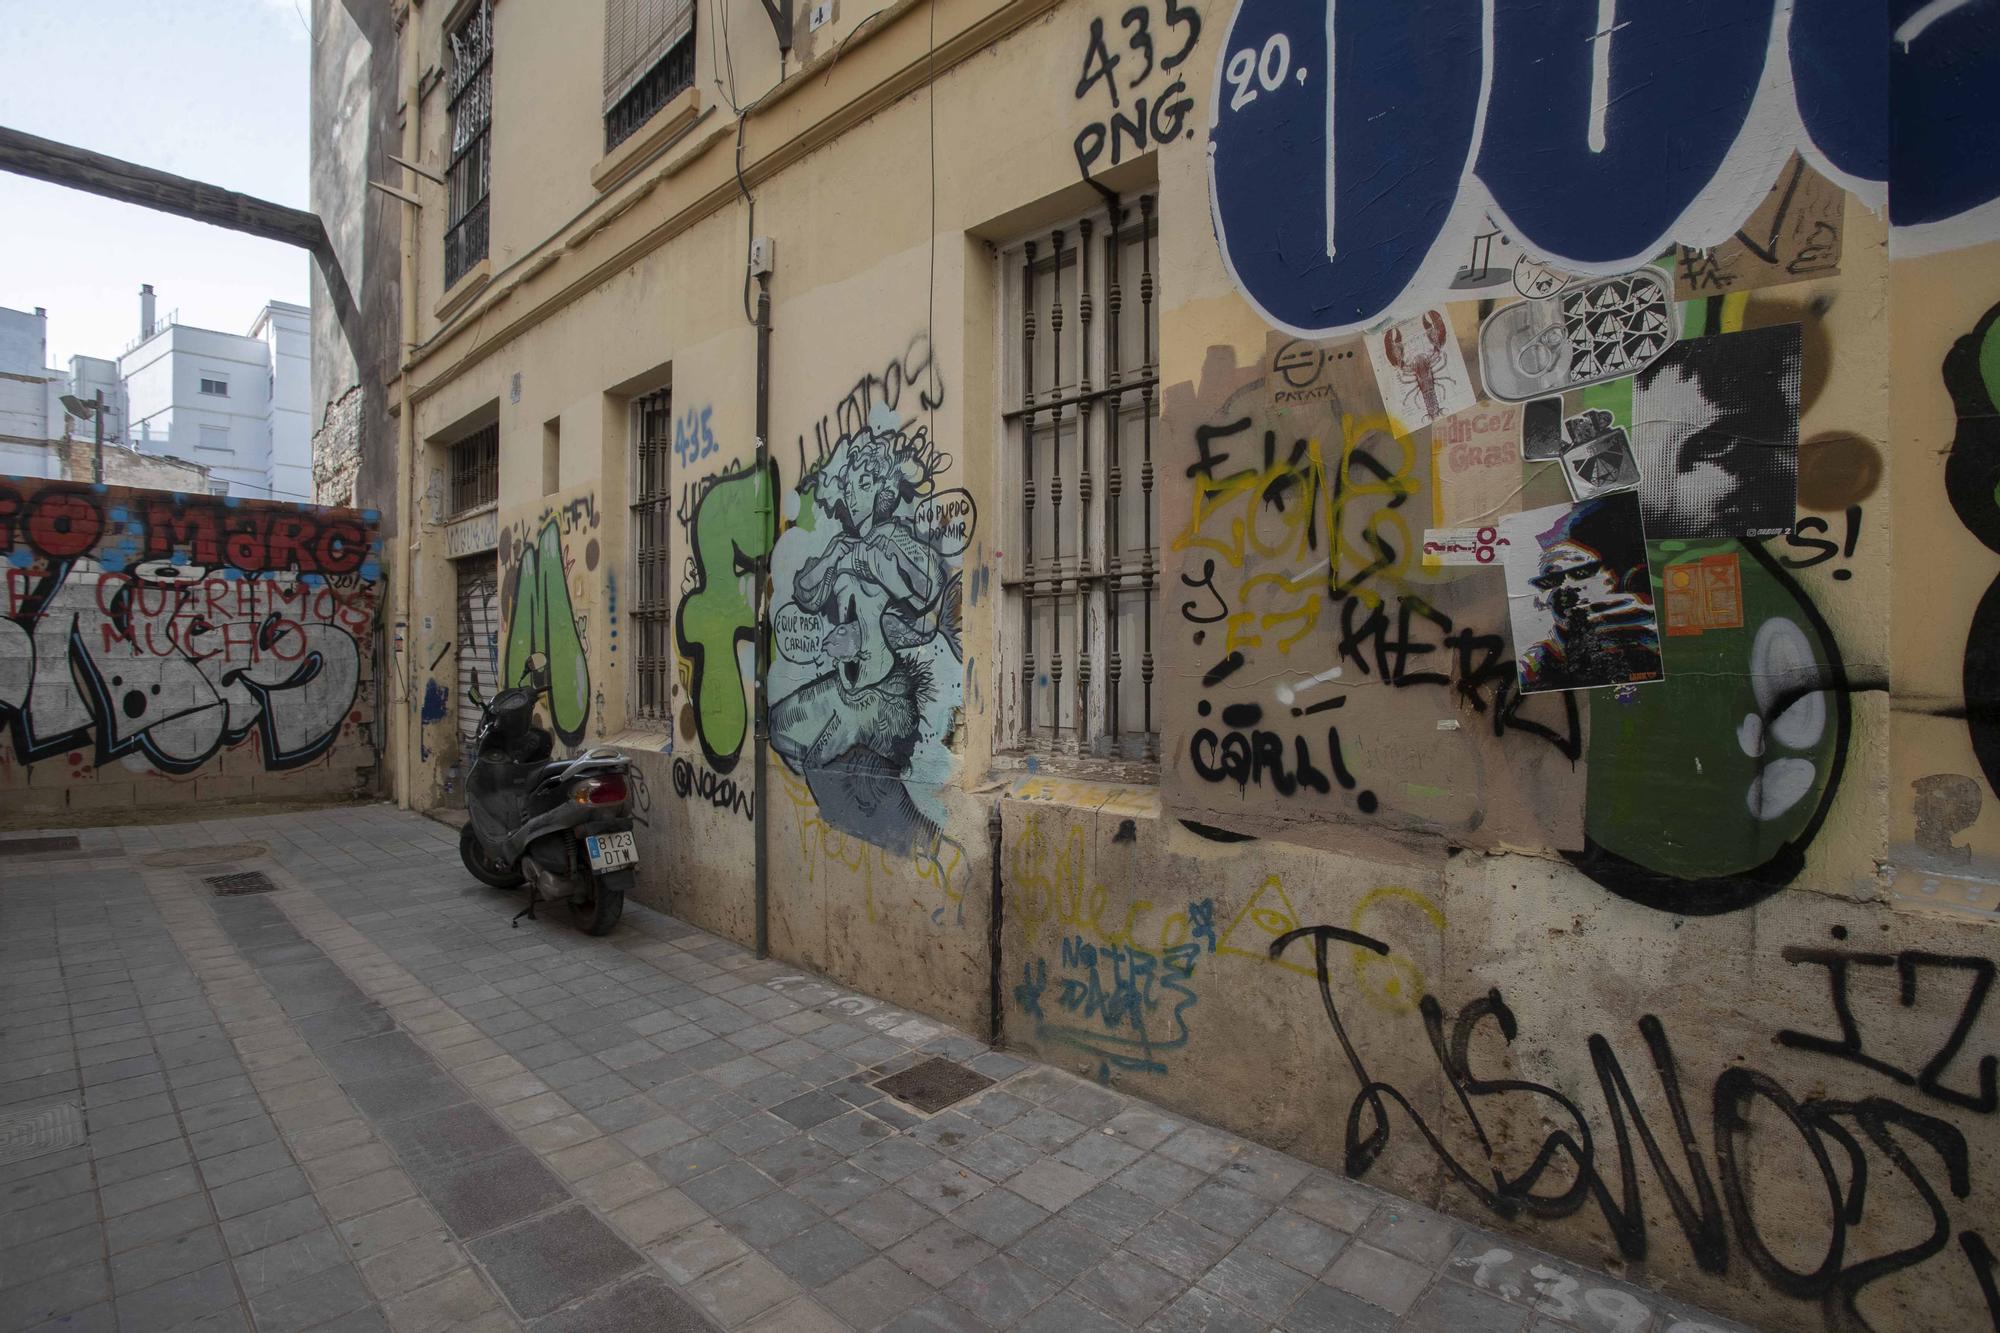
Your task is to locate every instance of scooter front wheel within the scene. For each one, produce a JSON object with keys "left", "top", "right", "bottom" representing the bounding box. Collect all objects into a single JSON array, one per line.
[
  {"left": 460, "top": 824, "right": 526, "bottom": 889},
  {"left": 573, "top": 868, "right": 628, "bottom": 936}
]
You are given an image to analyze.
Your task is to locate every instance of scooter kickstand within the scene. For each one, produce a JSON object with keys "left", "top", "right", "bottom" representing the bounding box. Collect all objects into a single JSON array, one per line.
[{"left": 511, "top": 899, "right": 538, "bottom": 928}]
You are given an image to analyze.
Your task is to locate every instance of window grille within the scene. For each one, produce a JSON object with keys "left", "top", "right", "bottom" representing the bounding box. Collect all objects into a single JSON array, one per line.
[
  {"left": 1002, "top": 193, "right": 1159, "bottom": 762},
  {"left": 448, "top": 423, "right": 499, "bottom": 516},
  {"left": 629, "top": 389, "right": 674, "bottom": 724},
  {"left": 603, "top": 0, "right": 696, "bottom": 152},
  {"left": 444, "top": 0, "right": 493, "bottom": 289}
]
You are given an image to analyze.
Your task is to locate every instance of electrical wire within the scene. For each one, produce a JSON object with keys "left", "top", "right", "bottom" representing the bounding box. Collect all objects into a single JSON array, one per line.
[{"left": 925, "top": 0, "right": 938, "bottom": 414}]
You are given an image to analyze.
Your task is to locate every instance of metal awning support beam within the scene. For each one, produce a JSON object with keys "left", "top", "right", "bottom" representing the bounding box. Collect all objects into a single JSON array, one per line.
[{"left": 0, "top": 123, "right": 360, "bottom": 360}]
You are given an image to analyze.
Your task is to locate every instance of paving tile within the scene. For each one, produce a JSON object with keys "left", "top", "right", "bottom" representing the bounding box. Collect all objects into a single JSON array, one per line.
[
  {"left": 221, "top": 1195, "right": 328, "bottom": 1257},
  {"left": 651, "top": 1220, "right": 750, "bottom": 1285},
  {"left": 1246, "top": 1207, "right": 1347, "bottom": 1275},
  {"left": 943, "top": 1250, "right": 1059, "bottom": 1326},
  {"left": 100, "top": 1164, "right": 201, "bottom": 1218},
  {"left": 1004, "top": 1108, "right": 1088, "bottom": 1154},
  {"left": 1125, "top": 1210, "right": 1236, "bottom": 1275},
  {"left": 1175, "top": 1178, "right": 1273, "bottom": 1238},
  {"left": 187, "top": 1114, "right": 279, "bottom": 1161},
  {"left": 318, "top": 1167, "right": 420, "bottom": 1223},
  {"left": 355, "top": 1230, "right": 463, "bottom": 1300},
  {"left": 1277, "top": 1281, "right": 1398, "bottom": 1332},
  {"left": 113, "top": 1262, "right": 239, "bottom": 1333},
  {"left": 1071, "top": 1249, "right": 1183, "bottom": 1324},
  {"left": 374, "top": 1103, "right": 515, "bottom": 1181},
  {"left": 1287, "top": 1174, "right": 1380, "bottom": 1234},
  {"left": 1065, "top": 1181, "right": 1158, "bottom": 1243},
  {"left": 607, "top": 1187, "right": 706, "bottom": 1246},
  {"left": 230, "top": 1225, "right": 351, "bottom": 1296},
  {"left": 0, "top": 1222, "right": 105, "bottom": 1285},
  {"left": 1006, "top": 1158, "right": 1099, "bottom": 1213},
  {"left": 1008, "top": 1216, "right": 1115, "bottom": 1284},
  {"left": 337, "top": 1196, "right": 441, "bottom": 1261},
  {"left": 887, "top": 1217, "right": 993, "bottom": 1287},
  {"left": 103, "top": 1193, "right": 212, "bottom": 1255},
  {"left": 465, "top": 1203, "right": 644, "bottom": 1318},
  {"left": 245, "top": 1260, "right": 374, "bottom": 1333},
  {"left": 683, "top": 1160, "right": 778, "bottom": 1214},
  {"left": 210, "top": 1165, "right": 311, "bottom": 1220},
  {"left": 1357, "top": 1201, "right": 1460, "bottom": 1267},
  {"left": 1322, "top": 1241, "right": 1432, "bottom": 1316},
  {"left": 746, "top": 1133, "right": 841, "bottom": 1188},
  {"left": 1402, "top": 1278, "right": 1531, "bottom": 1333},
  {"left": 807, "top": 1110, "right": 894, "bottom": 1155},
  {"left": 3, "top": 1260, "right": 111, "bottom": 1330},
  {"left": 951, "top": 1131, "right": 1039, "bottom": 1182},
  {"left": 341, "top": 1068, "right": 469, "bottom": 1122},
  {"left": 788, "top": 1162, "right": 884, "bottom": 1216},
  {"left": 816, "top": 1254, "right": 932, "bottom": 1329},
  {"left": 1013, "top": 1290, "right": 1128, "bottom": 1333},
  {"left": 380, "top": 1266, "right": 501, "bottom": 1333},
  {"left": 835, "top": 1186, "right": 935, "bottom": 1250},
  {"left": 1149, "top": 1284, "right": 1271, "bottom": 1333},
  {"left": 525, "top": 1272, "right": 714, "bottom": 1333},
  {"left": 1114, "top": 1154, "right": 1207, "bottom": 1207},
  {"left": 689, "top": 1252, "right": 797, "bottom": 1327},
  {"left": 766, "top": 1218, "right": 876, "bottom": 1288}
]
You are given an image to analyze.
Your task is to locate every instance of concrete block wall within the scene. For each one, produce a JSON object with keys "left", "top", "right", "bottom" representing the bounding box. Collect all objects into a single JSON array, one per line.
[{"left": 0, "top": 477, "right": 384, "bottom": 819}]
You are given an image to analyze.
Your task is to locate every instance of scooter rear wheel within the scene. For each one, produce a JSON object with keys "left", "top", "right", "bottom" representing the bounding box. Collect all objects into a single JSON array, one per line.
[
  {"left": 574, "top": 868, "right": 628, "bottom": 936},
  {"left": 460, "top": 823, "right": 526, "bottom": 889}
]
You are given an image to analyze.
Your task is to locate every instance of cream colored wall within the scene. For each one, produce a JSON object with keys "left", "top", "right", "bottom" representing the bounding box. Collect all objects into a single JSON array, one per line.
[{"left": 388, "top": 0, "right": 2000, "bottom": 1327}]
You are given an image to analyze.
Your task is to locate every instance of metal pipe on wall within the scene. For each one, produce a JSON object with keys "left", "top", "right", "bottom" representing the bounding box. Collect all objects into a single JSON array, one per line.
[{"left": 752, "top": 266, "right": 774, "bottom": 960}]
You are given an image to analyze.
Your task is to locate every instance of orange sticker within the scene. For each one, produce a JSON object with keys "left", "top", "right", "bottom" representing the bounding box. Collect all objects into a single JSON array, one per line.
[{"left": 1663, "top": 553, "right": 1745, "bottom": 637}]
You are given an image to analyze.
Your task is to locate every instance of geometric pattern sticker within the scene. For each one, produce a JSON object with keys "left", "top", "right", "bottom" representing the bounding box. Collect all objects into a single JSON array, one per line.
[
  {"left": 0, "top": 1102, "right": 84, "bottom": 1165},
  {"left": 1559, "top": 272, "right": 1674, "bottom": 379}
]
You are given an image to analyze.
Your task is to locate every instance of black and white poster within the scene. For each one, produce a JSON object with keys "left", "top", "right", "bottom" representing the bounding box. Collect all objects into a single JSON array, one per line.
[
  {"left": 1501, "top": 493, "right": 1663, "bottom": 694},
  {"left": 1630, "top": 324, "right": 1802, "bottom": 538},
  {"left": 1559, "top": 408, "right": 1644, "bottom": 501}
]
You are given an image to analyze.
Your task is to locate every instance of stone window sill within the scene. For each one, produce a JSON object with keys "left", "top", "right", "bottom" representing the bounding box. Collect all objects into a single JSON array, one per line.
[
  {"left": 434, "top": 259, "right": 491, "bottom": 322},
  {"left": 590, "top": 88, "right": 702, "bottom": 194}
]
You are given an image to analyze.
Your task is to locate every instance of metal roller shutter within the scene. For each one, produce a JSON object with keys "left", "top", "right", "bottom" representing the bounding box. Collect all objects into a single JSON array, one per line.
[{"left": 454, "top": 556, "right": 500, "bottom": 755}]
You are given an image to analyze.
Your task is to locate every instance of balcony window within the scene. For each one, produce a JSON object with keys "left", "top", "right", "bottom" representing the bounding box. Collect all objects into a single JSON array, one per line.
[{"left": 445, "top": 0, "right": 493, "bottom": 289}]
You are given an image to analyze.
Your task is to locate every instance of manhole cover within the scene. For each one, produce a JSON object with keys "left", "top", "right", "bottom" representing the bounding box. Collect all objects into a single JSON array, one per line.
[
  {"left": 0, "top": 1103, "right": 84, "bottom": 1164},
  {"left": 0, "top": 836, "right": 81, "bottom": 857},
  {"left": 207, "top": 872, "right": 279, "bottom": 896},
  {"left": 144, "top": 844, "right": 269, "bottom": 868},
  {"left": 874, "top": 1057, "right": 994, "bottom": 1114}
]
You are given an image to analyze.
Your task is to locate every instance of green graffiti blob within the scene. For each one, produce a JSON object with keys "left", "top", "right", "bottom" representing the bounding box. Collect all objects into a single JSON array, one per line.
[
  {"left": 504, "top": 517, "right": 591, "bottom": 746},
  {"left": 676, "top": 462, "right": 778, "bottom": 773}
]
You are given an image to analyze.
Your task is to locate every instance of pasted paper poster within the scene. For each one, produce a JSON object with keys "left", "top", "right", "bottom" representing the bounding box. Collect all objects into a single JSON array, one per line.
[{"left": 1501, "top": 492, "right": 1663, "bottom": 694}]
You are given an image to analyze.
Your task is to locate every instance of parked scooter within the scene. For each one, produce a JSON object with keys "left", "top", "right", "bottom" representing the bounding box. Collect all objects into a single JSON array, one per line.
[{"left": 458, "top": 684, "right": 635, "bottom": 935}]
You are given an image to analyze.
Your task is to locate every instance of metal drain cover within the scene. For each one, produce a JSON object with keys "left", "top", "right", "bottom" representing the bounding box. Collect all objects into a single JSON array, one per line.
[
  {"left": 207, "top": 872, "right": 279, "bottom": 896},
  {"left": 0, "top": 836, "right": 81, "bottom": 857},
  {"left": 0, "top": 1102, "right": 84, "bottom": 1164},
  {"left": 873, "top": 1057, "right": 994, "bottom": 1114}
]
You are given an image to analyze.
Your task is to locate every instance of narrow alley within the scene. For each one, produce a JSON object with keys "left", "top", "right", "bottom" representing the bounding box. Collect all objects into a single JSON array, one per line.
[{"left": 0, "top": 808, "right": 1753, "bottom": 1333}]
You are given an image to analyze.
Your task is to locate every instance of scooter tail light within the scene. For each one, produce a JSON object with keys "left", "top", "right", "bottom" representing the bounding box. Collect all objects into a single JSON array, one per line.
[{"left": 572, "top": 775, "right": 629, "bottom": 806}]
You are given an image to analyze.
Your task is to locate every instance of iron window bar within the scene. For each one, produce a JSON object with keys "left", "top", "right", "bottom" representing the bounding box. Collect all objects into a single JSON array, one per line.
[
  {"left": 629, "top": 389, "right": 674, "bottom": 723},
  {"left": 448, "top": 423, "right": 499, "bottom": 516},
  {"left": 605, "top": 35, "right": 697, "bottom": 153},
  {"left": 445, "top": 0, "right": 493, "bottom": 288},
  {"left": 1006, "top": 192, "right": 1159, "bottom": 761}
]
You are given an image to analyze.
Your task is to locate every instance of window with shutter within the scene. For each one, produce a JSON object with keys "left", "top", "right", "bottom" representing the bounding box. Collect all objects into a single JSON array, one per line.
[{"left": 603, "top": 0, "right": 697, "bottom": 153}]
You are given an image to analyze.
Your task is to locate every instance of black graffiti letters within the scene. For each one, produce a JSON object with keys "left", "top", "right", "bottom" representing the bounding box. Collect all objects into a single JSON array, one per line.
[
  {"left": 1072, "top": 1, "right": 1200, "bottom": 178},
  {"left": 1271, "top": 923, "right": 2000, "bottom": 1330},
  {"left": 1778, "top": 947, "right": 1997, "bottom": 1114}
]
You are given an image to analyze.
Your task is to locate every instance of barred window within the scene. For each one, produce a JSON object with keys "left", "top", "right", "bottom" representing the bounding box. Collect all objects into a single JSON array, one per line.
[
  {"left": 603, "top": 0, "right": 696, "bottom": 153},
  {"left": 629, "top": 388, "right": 674, "bottom": 724},
  {"left": 448, "top": 423, "right": 498, "bottom": 517},
  {"left": 1001, "top": 193, "right": 1160, "bottom": 762},
  {"left": 445, "top": 0, "right": 493, "bottom": 289}
]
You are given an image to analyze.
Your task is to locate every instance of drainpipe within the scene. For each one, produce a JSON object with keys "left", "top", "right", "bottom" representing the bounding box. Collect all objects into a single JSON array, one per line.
[
  {"left": 392, "top": 12, "right": 421, "bottom": 810},
  {"left": 988, "top": 804, "right": 1004, "bottom": 1046},
  {"left": 751, "top": 261, "right": 774, "bottom": 960}
]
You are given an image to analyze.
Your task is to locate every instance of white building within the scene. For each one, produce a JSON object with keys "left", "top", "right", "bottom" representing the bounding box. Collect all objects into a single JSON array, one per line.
[
  {"left": 120, "top": 289, "right": 313, "bottom": 502},
  {"left": 0, "top": 305, "right": 67, "bottom": 479}
]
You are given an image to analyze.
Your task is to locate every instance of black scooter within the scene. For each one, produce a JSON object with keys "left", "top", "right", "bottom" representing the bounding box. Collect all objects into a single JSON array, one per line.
[{"left": 458, "top": 686, "right": 635, "bottom": 935}]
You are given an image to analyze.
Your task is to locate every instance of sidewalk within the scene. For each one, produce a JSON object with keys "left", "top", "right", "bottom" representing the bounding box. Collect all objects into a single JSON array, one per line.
[{"left": 0, "top": 804, "right": 1758, "bottom": 1332}]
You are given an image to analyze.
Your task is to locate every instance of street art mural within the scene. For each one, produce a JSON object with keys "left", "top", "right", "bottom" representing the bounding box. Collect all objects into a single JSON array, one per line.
[
  {"left": 769, "top": 400, "right": 973, "bottom": 858},
  {"left": 675, "top": 460, "right": 778, "bottom": 773},
  {"left": 0, "top": 481, "right": 381, "bottom": 797},
  {"left": 1207, "top": 0, "right": 1999, "bottom": 336},
  {"left": 499, "top": 492, "right": 597, "bottom": 749},
  {"left": 1945, "top": 299, "right": 2000, "bottom": 798},
  {"left": 750, "top": 336, "right": 968, "bottom": 869}
]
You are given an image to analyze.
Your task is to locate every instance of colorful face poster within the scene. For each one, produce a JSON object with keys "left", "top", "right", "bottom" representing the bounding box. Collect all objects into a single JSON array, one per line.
[
  {"left": 1501, "top": 493, "right": 1663, "bottom": 694},
  {"left": 1630, "top": 324, "right": 1802, "bottom": 539}
]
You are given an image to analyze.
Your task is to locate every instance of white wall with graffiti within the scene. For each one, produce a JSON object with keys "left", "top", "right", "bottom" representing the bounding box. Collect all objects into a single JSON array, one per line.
[{"left": 0, "top": 478, "right": 383, "bottom": 816}]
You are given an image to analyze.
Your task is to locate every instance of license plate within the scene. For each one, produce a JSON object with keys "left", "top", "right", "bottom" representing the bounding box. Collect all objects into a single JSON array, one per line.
[{"left": 585, "top": 831, "right": 637, "bottom": 871}]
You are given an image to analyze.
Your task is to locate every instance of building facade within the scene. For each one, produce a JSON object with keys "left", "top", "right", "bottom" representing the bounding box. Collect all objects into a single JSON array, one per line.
[
  {"left": 362, "top": 1, "right": 2000, "bottom": 1327},
  {"left": 121, "top": 298, "right": 314, "bottom": 501}
]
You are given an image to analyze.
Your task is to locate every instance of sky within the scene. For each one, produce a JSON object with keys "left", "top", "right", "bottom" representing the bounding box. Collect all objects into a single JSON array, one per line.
[{"left": 0, "top": 0, "right": 313, "bottom": 369}]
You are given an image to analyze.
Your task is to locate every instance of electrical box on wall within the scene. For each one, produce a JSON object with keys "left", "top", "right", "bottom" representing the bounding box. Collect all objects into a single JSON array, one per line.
[
  {"left": 749, "top": 237, "right": 776, "bottom": 276},
  {"left": 808, "top": 0, "right": 835, "bottom": 31}
]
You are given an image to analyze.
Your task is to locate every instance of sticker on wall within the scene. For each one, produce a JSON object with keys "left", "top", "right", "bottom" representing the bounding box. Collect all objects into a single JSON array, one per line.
[
  {"left": 1512, "top": 255, "right": 1572, "bottom": 300},
  {"left": 1520, "top": 396, "right": 1566, "bottom": 461},
  {"left": 1477, "top": 269, "right": 1676, "bottom": 403},
  {"left": 1365, "top": 309, "right": 1476, "bottom": 428},
  {"left": 1421, "top": 525, "right": 1510, "bottom": 567},
  {"left": 1431, "top": 403, "right": 1523, "bottom": 526},
  {"left": 1675, "top": 156, "right": 1844, "bottom": 299},
  {"left": 1629, "top": 324, "right": 1802, "bottom": 539},
  {"left": 1500, "top": 493, "right": 1661, "bottom": 694},
  {"left": 1557, "top": 409, "right": 1643, "bottom": 502},
  {"left": 1662, "top": 552, "right": 1745, "bottom": 637}
]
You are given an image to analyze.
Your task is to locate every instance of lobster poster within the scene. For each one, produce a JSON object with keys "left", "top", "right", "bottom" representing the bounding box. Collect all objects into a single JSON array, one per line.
[{"left": 1364, "top": 308, "right": 1477, "bottom": 429}]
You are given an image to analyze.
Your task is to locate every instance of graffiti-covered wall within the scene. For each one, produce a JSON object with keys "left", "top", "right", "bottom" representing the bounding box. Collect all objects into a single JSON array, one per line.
[
  {"left": 0, "top": 479, "right": 383, "bottom": 816},
  {"left": 388, "top": 0, "right": 2000, "bottom": 1326}
]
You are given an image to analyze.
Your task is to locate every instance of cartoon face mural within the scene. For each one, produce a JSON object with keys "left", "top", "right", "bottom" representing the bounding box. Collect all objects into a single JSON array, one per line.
[
  {"left": 0, "top": 481, "right": 381, "bottom": 777},
  {"left": 769, "top": 405, "right": 972, "bottom": 857}
]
